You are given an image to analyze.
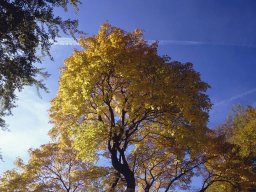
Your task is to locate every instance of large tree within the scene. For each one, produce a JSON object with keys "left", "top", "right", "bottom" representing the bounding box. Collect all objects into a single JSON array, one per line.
[
  {"left": 49, "top": 23, "right": 211, "bottom": 191},
  {"left": 0, "top": 0, "right": 81, "bottom": 127}
]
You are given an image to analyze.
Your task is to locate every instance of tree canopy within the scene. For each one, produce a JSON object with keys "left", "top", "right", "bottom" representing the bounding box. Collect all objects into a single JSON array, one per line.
[
  {"left": 49, "top": 23, "right": 212, "bottom": 191},
  {"left": 0, "top": 0, "right": 81, "bottom": 128},
  {"left": 0, "top": 141, "right": 107, "bottom": 192}
]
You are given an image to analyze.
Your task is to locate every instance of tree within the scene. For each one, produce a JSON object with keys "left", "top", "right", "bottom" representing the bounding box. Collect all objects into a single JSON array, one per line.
[
  {"left": 0, "top": 141, "right": 108, "bottom": 192},
  {"left": 0, "top": 0, "right": 81, "bottom": 128},
  {"left": 224, "top": 106, "right": 256, "bottom": 158},
  {"left": 199, "top": 106, "right": 256, "bottom": 192},
  {"left": 49, "top": 23, "right": 211, "bottom": 191}
]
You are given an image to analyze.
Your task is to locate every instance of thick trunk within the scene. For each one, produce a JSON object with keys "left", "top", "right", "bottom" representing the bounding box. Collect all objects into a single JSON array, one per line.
[
  {"left": 110, "top": 150, "right": 136, "bottom": 192},
  {"left": 123, "top": 170, "right": 135, "bottom": 192}
]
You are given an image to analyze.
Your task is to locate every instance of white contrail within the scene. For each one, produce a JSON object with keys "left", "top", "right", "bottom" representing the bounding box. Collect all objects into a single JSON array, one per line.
[
  {"left": 157, "top": 40, "right": 256, "bottom": 48},
  {"left": 156, "top": 40, "right": 209, "bottom": 46},
  {"left": 215, "top": 88, "right": 256, "bottom": 106},
  {"left": 54, "top": 37, "right": 256, "bottom": 48}
]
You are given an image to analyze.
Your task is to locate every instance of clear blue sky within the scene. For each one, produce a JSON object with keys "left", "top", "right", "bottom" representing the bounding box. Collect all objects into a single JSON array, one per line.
[{"left": 1, "top": 0, "right": 256, "bottom": 188}]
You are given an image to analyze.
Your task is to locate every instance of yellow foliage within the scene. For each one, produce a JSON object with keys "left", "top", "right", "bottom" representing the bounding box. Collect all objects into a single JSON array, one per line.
[
  {"left": 49, "top": 22, "right": 211, "bottom": 191},
  {"left": 0, "top": 142, "right": 108, "bottom": 191},
  {"left": 227, "top": 106, "right": 256, "bottom": 157}
]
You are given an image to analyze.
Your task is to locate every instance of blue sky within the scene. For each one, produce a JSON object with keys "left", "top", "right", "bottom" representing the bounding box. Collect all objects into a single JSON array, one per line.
[{"left": 1, "top": 0, "right": 256, "bottom": 187}]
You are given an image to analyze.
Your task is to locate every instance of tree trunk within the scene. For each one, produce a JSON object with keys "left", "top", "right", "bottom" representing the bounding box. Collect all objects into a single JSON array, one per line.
[
  {"left": 110, "top": 149, "right": 136, "bottom": 192},
  {"left": 123, "top": 170, "right": 135, "bottom": 192}
]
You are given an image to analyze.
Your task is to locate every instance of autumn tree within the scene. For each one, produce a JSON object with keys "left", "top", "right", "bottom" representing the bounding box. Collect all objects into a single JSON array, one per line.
[
  {"left": 0, "top": 0, "right": 81, "bottom": 128},
  {"left": 224, "top": 106, "right": 256, "bottom": 158},
  {"left": 199, "top": 106, "right": 256, "bottom": 192},
  {"left": 50, "top": 23, "right": 211, "bottom": 191},
  {"left": 0, "top": 141, "right": 108, "bottom": 192}
]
